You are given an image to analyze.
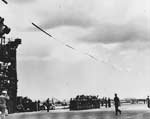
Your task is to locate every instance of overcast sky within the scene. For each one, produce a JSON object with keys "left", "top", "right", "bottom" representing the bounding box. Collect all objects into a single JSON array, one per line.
[{"left": 0, "top": 0, "right": 150, "bottom": 100}]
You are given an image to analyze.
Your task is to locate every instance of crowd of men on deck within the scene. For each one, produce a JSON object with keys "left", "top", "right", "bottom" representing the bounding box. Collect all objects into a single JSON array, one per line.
[{"left": 70, "top": 95, "right": 112, "bottom": 110}]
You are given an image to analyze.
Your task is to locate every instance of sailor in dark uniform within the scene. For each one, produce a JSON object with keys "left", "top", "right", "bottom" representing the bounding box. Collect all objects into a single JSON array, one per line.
[
  {"left": 146, "top": 96, "right": 150, "bottom": 108},
  {"left": 114, "top": 93, "right": 121, "bottom": 115}
]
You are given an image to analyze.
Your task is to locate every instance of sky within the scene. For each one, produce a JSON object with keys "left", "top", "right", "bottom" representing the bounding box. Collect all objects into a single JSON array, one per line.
[{"left": 0, "top": 0, "right": 150, "bottom": 100}]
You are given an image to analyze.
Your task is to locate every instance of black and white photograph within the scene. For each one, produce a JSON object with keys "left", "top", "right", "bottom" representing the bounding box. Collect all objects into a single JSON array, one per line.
[{"left": 0, "top": 0, "right": 150, "bottom": 119}]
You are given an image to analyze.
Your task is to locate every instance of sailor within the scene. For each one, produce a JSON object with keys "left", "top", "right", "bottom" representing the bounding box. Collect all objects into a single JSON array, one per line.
[
  {"left": 146, "top": 96, "right": 150, "bottom": 108},
  {"left": 108, "top": 98, "right": 111, "bottom": 108},
  {"left": 114, "top": 93, "right": 121, "bottom": 115},
  {"left": 46, "top": 98, "right": 50, "bottom": 112},
  {"left": 0, "top": 90, "right": 9, "bottom": 119}
]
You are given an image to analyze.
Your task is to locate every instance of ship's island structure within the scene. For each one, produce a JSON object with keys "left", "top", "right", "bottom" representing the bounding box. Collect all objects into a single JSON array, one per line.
[{"left": 0, "top": 16, "right": 21, "bottom": 113}]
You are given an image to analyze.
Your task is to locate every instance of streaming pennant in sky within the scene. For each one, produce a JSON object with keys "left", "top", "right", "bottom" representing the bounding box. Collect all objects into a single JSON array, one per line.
[
  {"left": 32, "top": 22, "right": 128, "bottom": 71},
  {"left": 32, "top": 22, "right": 99, "bottom": 61},
  {"left": 1, "top": 0, "right": 8, "bottom": 4}
]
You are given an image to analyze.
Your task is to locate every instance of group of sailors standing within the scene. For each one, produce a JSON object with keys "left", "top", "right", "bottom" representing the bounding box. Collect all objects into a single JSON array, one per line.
[{"left": 100, "top": 97, "right": 111, "bottom": 108}]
